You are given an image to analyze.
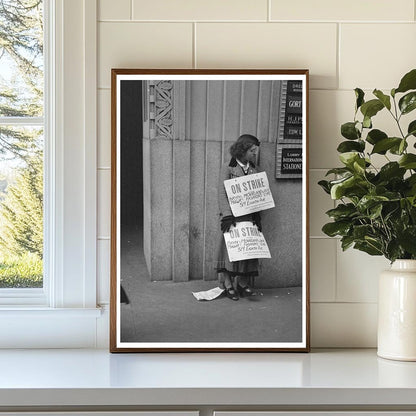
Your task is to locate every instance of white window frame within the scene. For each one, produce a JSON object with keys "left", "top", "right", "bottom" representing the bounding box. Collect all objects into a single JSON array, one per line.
[{"left": 0, "top": 0, "right": 101, "bottom": 348}]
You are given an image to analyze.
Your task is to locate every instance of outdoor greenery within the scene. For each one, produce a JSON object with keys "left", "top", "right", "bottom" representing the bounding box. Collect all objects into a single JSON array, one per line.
[
  {"left": 0, "top": 155, "right": 43, "bottom": 258},
  {"left": 0, "top": 0, "right": 43, "bottom": 288},
  {"left": 0, "top": 252, "right": 42, "bottom": 288},
  {"left": 319, "top": 68, "right": 416, "bottom": 263}
]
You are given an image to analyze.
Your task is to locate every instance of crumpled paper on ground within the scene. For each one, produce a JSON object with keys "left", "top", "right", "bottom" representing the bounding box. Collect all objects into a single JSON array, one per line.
[{"left": 192, "top": 286, "right": 225, "bottom": 301}]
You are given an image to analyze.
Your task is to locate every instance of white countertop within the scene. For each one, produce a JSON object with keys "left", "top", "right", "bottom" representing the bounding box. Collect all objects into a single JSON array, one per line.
[{"left": 0, "top": 348, "right": 416, "bottom": 407}]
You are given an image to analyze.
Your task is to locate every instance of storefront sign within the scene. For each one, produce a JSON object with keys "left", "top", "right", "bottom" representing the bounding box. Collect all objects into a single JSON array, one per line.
[
  {"left": 276, "top": 145, "right": 303, "bottom": 179},
  {"left": 281, "top": 148, "right": 302, "bottom": 174},
  {"left": 283, "top": 81, "right": 303, "bottom": 140}
]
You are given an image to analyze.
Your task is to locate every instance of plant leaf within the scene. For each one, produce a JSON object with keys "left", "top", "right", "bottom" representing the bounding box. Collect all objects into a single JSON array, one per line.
[
  {"left": 389, "top": 138, "right": 408, "bottom": 155},
  {"left": 353, "top": 158, "right": 366, "bottom": 174},
  {"left": 408, "top": 120, "right": 416, "bottom": 138},
  {"left": 326, "top": 203, "right": 357, "bottom": 220},
  {"left": 398, "top": 227, "right": 416, "bottom": 255},
  {"left": 363, "top": 116, "right": 372, "bottom": 129},
  {"left": 357, "top": 195, "right": 389, "bottom": 212},
  {"left": 352, "top": 224, "right": 374, "bottom": 240},
  {"left": 406, "top": 174, "right": 416, "bottom": 189},
  {"left": 365, "top": 236, "right": 384, "bottom": 251},
  {"left": 373, "top": 89, "right": 391, "bottom": 110},
  {"left": 369, "top": 203, "right": 383, "bottom": 220},
  {"left": 339, "top": 152, "right": 360, "bottom": 167},
  {"left": 378, "top": 162, "right": 406, "bottom": 181},
  {"left": 386, "top": 240, "right": 402, "bottom": 262},
  {"left": 395, "top": 68, "right": 416, "bottom": 94},
  {"left": 322, "top": 221, "right": 351, "bottom": 237},
  {"left": 366, "top": 129, "right": 388, "bottom": 145},
  {"left": 360, "top": 99, "right": 384, "bottom": 119},
  {"left": 371, "top": 137, "right": 402, "bottom": 154},
  {"left": 318, "top": 180, "right": 331, "bottom": 194},
  {"left": 341, "top": 235, "right": 355, "bottom": 251},
  {"left": 355, "top": 88, "right": 365, "bottom": 110},
  {"left": 325, "top": 167, "right": 352, "bottom": 176},
  {"left": 354, "top": 241, "right": 383, "bottom": 256},
  {"left": 341, "top": 122, "right": 360, "bottom": 140},
  {"left": 337, "top": 140, "right": 365, "bottom": 153},
  {"left": 399, "top": 154, "right": 416, "bottom": 169},
  {"left": 330, "top": 176, "right": 358, "bottom": 199},
  {"left": 399, "top": 92, "right": 416, "bottom": 115},
  {"left": 399, "top": 138, "right": 407, "bottom": 154}
]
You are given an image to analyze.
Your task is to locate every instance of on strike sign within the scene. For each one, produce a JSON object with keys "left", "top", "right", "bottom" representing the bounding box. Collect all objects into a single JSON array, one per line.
[
  {"left": 223, "top": 221, "right": 271, "bottom": 262},
  {"left": 224, "top": 171, "right": 275, "bottom": 217}
]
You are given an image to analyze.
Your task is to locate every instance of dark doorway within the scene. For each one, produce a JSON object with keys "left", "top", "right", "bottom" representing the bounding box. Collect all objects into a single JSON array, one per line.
[
  {"left": 119, "top": 80, "right": 149, "bottom": 314},
  {"left": 120, "top": 80, "right": 143, "bottom": 228}
]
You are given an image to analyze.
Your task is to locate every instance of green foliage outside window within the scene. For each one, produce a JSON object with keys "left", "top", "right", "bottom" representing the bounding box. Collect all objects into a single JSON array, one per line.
[{"left": 0, "top": 0, "right": 44, "bottom": 288}]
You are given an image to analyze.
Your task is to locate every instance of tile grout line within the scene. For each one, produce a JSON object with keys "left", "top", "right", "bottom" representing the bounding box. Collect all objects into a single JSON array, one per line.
[
  {"left": 97, "top": 19, "right": 415, "bottom": 24},
  {"left": 333, "top": 229, "right": 339, "bottom": 303},
  {"left": 309, "top": 236, "right": 339, "bottom": 239},
  {"left": 336, "top": 22, "right": 340, "bottom": 90},
  {"left": 96, "top": 87, "right": 389, "bottom": 93},
  {"left": 311, "top": 301, "right": 378, "bottom": 305},
  {"left": 193, "top": 22, "right": 197, "bottom": 68},
  {"left": 333, "top": 188, "right": 339, "bottom": 303}
]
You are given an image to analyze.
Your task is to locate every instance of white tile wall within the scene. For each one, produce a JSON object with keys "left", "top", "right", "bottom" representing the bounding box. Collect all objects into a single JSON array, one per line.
[
  {"left": 132, "top": 0, "right": 268, "bottom": 21},
  {"left": 271, "top": 0, "right": 415, "bottom": 22},
  {"left": 97, "top": 239, "right": 110, "bottom": 304},
  {"left": 340, "top": 24, "right": 416, "bottom": 90},
  {"left": 99, "top": 0, "right": 131, "bottom": 20},
  {"left": 96, "top": 0, "right": 416, "bottom": 347},
  {"left": 196, "top": 23, "right": 338, "bottom": 89},
  {"left": 310, "top": 239, "right": 336, "bottom": 302},
  {"left": 311, "top": 303, "right": 378, "bottom": 347},
  {"left": 98, "top": 22, "right": 193, "bottom": 89},
  {"left": 97, "top": 169, "right": 111, "bottom": 239},
  {"left": 336, "top": 247, "right": 389, "bottom": 303},
  {"left": 309, "top": 90, "right": 354, "bottom": 169},
  {"left": 98, "top": 90, "right": 111, "bottom": 168}
]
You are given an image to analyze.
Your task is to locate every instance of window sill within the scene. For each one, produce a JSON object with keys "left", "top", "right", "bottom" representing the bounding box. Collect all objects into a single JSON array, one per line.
[
  {"left": 0, "top": 349, "right": 415, "bottom": 410},
  {"left": 0, "top": 307, "right": 105, "bottom": 348},
  {"left": 0, "top": 306, "right": 102, "bottom": 316}
]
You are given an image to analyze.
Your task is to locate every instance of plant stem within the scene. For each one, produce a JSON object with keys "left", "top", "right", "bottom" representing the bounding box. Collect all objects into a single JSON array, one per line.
[{"left": 390, "top": 97, "right": 406, "bottom": 139}]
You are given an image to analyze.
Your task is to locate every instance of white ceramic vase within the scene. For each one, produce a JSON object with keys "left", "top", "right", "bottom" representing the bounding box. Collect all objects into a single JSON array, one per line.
[{"left": 378, "top": 259, "right": 416, "bottom": 361}]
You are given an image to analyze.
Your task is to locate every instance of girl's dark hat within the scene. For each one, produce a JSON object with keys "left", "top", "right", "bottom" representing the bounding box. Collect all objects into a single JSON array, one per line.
[{"left": 236, "top": 134, "right": 260, "bottom": 147}]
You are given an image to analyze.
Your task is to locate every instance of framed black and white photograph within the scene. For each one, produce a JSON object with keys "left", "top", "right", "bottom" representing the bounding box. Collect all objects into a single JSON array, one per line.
[{"left": 110, "top": 69, "right": 310, "bottom": 352}]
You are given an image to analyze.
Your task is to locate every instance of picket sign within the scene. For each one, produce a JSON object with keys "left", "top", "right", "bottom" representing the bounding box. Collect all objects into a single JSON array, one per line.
[
  {"left": 223, "top": 221, "right": 271, "bottom": 262},
  {"left": 223, "top": 171, "right": 275, "bottom": 217}
]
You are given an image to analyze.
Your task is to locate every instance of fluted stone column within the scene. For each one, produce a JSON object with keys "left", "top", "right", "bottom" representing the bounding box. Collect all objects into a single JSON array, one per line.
[{"left": 143, "top": 80, "right": 189, "bottom": 282}]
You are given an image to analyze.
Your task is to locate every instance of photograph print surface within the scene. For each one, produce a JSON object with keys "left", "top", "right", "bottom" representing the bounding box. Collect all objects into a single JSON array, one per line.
[{"left": 110, "top": 69, "right": 309, "bottom": 352}]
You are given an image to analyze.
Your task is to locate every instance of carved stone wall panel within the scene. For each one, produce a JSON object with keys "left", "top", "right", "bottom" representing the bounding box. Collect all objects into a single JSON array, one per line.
[{"left": 149, "top": 80, "right": 174, "bottom": 140}]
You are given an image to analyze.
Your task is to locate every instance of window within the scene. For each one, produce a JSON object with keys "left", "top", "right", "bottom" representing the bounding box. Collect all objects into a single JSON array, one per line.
[
  {"left": 0, "top": 0, "right": 101, "bottom": 348},
  {"left": 0, "top": 0, "right": 45, "bottom": 293}
]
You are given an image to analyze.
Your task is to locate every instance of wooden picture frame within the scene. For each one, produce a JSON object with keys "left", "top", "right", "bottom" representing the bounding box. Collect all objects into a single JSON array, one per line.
[{"left": 110, "top": 69, "right": 310, "bottom": 352}]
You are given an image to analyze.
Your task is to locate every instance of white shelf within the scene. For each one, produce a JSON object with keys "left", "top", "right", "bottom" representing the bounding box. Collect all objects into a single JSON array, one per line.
[{"left": 0, "top": 349, "right": 416, "bottom": 409}]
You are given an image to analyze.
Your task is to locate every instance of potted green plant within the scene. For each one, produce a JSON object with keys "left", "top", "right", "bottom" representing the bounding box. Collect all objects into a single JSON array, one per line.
[{"left": 319, "top": 68, "right": 416, "bottom": 361}]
